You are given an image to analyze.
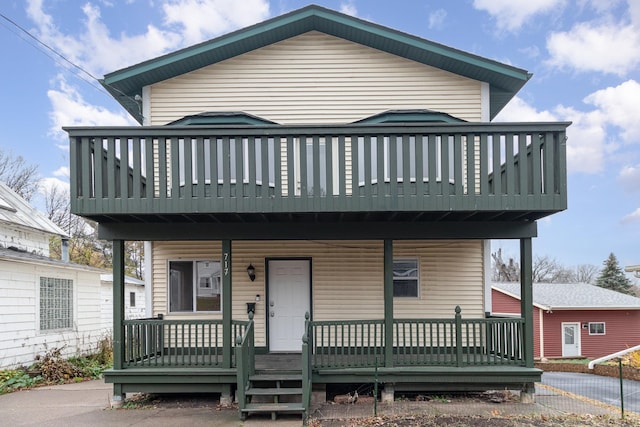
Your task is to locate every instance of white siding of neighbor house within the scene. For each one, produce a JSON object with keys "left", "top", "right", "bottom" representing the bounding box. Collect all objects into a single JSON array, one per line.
[
  {"left": 100, "top": 282, "right": 147, "bottom": 327},
  {"left": 149, "top": 31, "right": 482, "bottom": 125},
  {"left": 0, "top": 259, "right": 107, "bottom": 369},
  {"left": 152, "top": 240, "right": 484, "bottom": 347},
  {"left": 0, "top": 225, "right": 52, "bottom": 257}
]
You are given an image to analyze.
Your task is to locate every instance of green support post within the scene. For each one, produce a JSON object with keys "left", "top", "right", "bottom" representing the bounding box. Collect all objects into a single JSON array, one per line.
[
  {"left": 384, "top": 239, "right": 394, "bottom": 368},
  {"left": 113, "top": 239, "right": 125, "bottom": 371},
  {"left": 520, "top": 238, "right": 534, "bottom": 368},
  {"left": 222, "top": 240, "right": 232, "bottom": 369}
]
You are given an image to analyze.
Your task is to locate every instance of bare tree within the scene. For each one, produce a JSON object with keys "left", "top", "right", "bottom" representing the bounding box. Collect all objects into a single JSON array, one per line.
[
  {"left": 0, "top": 149, "right": 40, "bottom": 201},
  {"left": 574, "top": 264, "right": 598, "bottom": 284},
  {"left": 43, "top": 185, "right": 144, "bottom": 278},
  {"left": 492, "top": 249, "right": 519, "bottom": 282},
  {"left": 492, "top": 251, "right": 598, "bottom": 284}
]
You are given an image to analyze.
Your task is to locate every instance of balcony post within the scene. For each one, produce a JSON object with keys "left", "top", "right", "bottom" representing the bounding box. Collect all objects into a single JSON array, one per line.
[
  {"left": 384, "top": 239, "right": 394, "bottom": 367},
  {"left": 222, "top": 240, "right": 233, "bottom": 368},
  {"left": 112, "top": 239, "right": 125, "bottom": 402},
  {"left": 520, "top": 238, "right": 534, "bottom": 368}
]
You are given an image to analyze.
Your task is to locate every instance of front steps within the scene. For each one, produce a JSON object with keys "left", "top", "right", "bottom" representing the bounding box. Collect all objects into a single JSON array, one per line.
[{"left": 240, "top": 372, "right": 305, "bottom": 420}]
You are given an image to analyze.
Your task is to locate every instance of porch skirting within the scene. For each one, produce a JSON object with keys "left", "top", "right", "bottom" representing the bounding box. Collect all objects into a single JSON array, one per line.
[{"left": 103, "top": 365, "right": 540, "bottom": 395}]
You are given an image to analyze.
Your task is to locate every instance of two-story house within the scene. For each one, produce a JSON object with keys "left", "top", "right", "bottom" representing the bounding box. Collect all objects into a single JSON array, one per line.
[{"left": 65, "top": 5, "right": 569, "bottom": 419}]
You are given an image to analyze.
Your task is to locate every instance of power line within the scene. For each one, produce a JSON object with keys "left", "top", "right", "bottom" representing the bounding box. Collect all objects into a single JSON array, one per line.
[
  {"left": 0, "top": 10, "right": 142, "bottom": 114},
  {"left": 0, "top": 11, "right": 100, "bottom": 82}
]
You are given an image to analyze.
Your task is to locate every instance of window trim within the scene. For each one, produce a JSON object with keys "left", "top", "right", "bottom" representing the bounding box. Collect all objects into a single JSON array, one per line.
[
  {"left": 38, "top": 276, "right": 75, "bottom": 332},
  {"left": 167, "top": 259, "right": 223, "bottom": 314},
  {"left": 392, "top": 258, "right": 420, "bottom": 298},
  {"left": 129, "top": 291, "right": 136, "bottom": 308},
  {"left": 588, "top": 322, "right": 606, "bottom": 335}
]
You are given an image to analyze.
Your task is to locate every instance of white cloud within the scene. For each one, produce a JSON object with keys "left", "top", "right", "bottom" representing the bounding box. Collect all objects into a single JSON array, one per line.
[
  {"left": 26, "top": 0, "right": 270, "bottom": 77},
  {"left": 555, "top": 105, "right": 608, "bottom": 173},
  {"left": 47, "top": 76, "right": 137, "bottom": 142},
  {"left": 428, "top": 9, "right": 447, "bottom": 30},
  {"left": 473, "top": 0, "right": 566, "bottom": 32},
  {"left": 53, "top": 166, "right": 70, "bottom": 179},
  {"left": 39, "top": 176, "right": 69, "bottom": 194},
  {"left": 162, "top": 0, "right": 270, "bottom": 45},
  {"left": 622, "top": 207, "right": 640, "bottom": 224},
  {"left": 619, "top": 164, "right": 640, "bottom": 193},
  {"left": 340, "top": 1, "right": 357, "bottom": 16},
  {"left": 583, "top": 80, "right": 640, "bottom": 143},
  {"left": 546, "top": 22, "right": 640, "bottom": 76},
  {"left": 27, "top": 0, "right": 181, "bottom": 76},
  {"left": 495, "top": 97, "right": 607, "bottom": 174}
]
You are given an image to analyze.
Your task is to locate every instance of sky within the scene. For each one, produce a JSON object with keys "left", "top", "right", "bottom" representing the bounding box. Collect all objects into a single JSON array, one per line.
[{"left": 0, "top": 0, "right": 639, "bottom": 273}]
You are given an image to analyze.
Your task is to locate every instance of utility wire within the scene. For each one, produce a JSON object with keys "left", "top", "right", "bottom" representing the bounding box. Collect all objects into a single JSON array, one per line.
[{"left": 0, "top": 11, "right": 141, "bottom": 112}]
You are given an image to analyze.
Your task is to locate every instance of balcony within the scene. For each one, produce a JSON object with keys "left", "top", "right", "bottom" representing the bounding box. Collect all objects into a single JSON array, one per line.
[{"left": 67, "top": 122, "right": 568, "bottom": 224}]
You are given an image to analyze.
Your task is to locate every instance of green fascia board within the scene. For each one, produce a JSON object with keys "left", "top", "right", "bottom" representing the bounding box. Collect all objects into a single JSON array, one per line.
[{"left": 102, "top": 4, "right": 531, "bottom": 124}]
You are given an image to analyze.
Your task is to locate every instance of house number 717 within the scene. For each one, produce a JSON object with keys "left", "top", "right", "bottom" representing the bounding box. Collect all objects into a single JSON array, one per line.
[{"left": 223, "top": 252, "right": 229, "bottom": 276}]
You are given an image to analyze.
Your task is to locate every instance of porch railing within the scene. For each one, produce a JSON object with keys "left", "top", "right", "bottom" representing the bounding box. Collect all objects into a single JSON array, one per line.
[
  {"left": 306, "top": 307, "right": 525, "bottom": 369},
  {"left": 235, "top": 313, "right": 255, "bottom": 414},
  {"left": 122, "top": 317, "right": 249, "bottom": 368},
  {"left": 67, "top": 122, "right": 568, "bottom": 217}
]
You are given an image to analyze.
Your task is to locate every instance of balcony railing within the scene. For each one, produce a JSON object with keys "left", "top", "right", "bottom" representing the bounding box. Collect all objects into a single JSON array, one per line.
[{"left": 67, "top": 122, "right": 568, "bottom": 219}]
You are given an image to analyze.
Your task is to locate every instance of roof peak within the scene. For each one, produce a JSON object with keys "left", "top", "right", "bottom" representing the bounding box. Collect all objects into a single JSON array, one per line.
[{"left": 101, "top": 4, "right": 530, "bottom": 124}]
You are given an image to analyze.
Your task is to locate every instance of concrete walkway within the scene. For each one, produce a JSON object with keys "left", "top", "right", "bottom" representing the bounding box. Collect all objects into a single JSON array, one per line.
[{"left": 0, "top": 378, "right": 629, "bottom": 426}]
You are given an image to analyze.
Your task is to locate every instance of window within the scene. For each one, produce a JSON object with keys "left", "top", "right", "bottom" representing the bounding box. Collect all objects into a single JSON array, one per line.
[
  {"left": 130, "top": 292, "right": 136, "bottom": 307},
  {"left": 39, "top": 277, "right": 73, "bottom": 331},
  {"left": 588, "top": 322, "right": 605, "bottom": 335},
  {"left": 393, "top": 259, "right": 419, "bottom": 297},
  {"left": 169, "top": 260, "right": 221, "bottom": 312}
]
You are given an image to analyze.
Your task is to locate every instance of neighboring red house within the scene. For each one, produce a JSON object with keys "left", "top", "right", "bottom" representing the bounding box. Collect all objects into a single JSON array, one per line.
[{"left": 492, "top": 283, "right": 640, "bottom": 359}]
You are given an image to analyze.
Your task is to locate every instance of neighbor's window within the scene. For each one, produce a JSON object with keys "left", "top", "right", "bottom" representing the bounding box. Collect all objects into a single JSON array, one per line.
[
  {"left": 393, "top": 259, "right": 419, "bottom": 297},
  {"left": 169, "top": 260, "right": 221, "bottom": 312},
  {"left": 588, "top": 322, "right": 605, "bottom": 335},
  {"left": 130, "top": 292, "right": 136, "bottom": 307},
  {"left": 39, "top": 277, "right": 73, "bottom": 331}
]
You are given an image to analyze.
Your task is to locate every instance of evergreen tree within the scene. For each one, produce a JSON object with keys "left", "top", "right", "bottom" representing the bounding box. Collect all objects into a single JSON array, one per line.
[{"left": 595, "top": 253, "right": 634, "bottom": 295}]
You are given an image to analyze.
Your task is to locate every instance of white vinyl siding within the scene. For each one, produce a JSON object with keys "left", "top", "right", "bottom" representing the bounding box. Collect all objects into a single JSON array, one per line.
[
  {"left": 152, "top": 240, "right": 484, "bottom": 347},
  {"left": 0, "top": 259, "right": 106, "bottom": 369},
  {"left": 149, "top": 31, "right": 482, "bottom": 125}
]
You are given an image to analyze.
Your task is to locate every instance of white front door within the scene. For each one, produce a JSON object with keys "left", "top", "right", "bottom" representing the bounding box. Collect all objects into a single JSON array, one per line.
[
  {"left": 268, "top": 260, "right": 310, "bottom": 352},
  {"left": 561, "top": 322, "right": 581, "bottom": 357}
]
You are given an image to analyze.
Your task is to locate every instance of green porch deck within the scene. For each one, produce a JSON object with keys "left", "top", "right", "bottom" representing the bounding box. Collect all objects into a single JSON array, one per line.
[{"left": 105, "top": 311, "right": 539, "bottom": 399}]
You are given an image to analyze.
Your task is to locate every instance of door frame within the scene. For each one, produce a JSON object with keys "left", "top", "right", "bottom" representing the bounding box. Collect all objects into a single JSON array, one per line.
[
  {"left": 265, "top": 257, "right": 312, "bottom": 352},
  {"left": 561, "top": 322, "right": 581, "bottom": 357}
]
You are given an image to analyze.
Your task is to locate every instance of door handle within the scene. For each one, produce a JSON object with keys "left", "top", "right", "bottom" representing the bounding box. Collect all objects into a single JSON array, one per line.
[{"left": 270, "top": 311, "right": 275, "bottom": 317}]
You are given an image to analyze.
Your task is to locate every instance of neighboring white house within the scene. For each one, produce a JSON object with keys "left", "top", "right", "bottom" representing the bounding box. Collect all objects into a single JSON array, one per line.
[
  {"left": 0, "top": 181, "right": 144, "bottom": 368},
  {"left": 100, "top": 273, "right": 146, "bottom": 323}
]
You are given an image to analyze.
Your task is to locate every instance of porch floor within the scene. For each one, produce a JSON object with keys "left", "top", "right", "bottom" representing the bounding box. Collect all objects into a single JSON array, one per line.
[{"left": 123, "top": 353, "right": 521, "bottom": 370}]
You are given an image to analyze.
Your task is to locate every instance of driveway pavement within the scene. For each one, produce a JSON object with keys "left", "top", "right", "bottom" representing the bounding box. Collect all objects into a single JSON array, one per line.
[
  {"left": 541, "top": 371, "right": 640, "bottom": 414},
  {"left": 0, "top": 377, "right": 631, "bottom": 426}
]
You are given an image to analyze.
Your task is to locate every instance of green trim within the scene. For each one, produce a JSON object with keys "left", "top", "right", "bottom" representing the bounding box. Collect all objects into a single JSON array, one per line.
[
  {"left": 354, "top": 110, "right": 465, "bottom": 124},
  {"left": 167, "top": 112, "right": 278, "bottom": 126},
  {"left": 100, "top": 5, "right": 531, "bottom": 123},
  {"left": 222, "top": 240, "right": 232, "bottom": 368},
  {"left": 384, "top": 239, "right": 393, "bottom": 368},
  {"left": 98, "top": 221, "right": 538, "bottom": 241},
  {"left": 520, "top": 238, "right": 534, "bottom": 368},
  {"left": 113, "top": 240, "right": 125, "bottom": 371}
]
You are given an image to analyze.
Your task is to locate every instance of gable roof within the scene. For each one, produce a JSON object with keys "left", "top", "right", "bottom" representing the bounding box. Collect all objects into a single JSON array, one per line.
[
  {"left": 0, "top": 181, "right": 67, "bottom": 238},
  {"left": 102, "top": 4, "right": 531, "bottom": 124},
  {"left": 493, "top": 282, "right": 640, "bottom": 311}
]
